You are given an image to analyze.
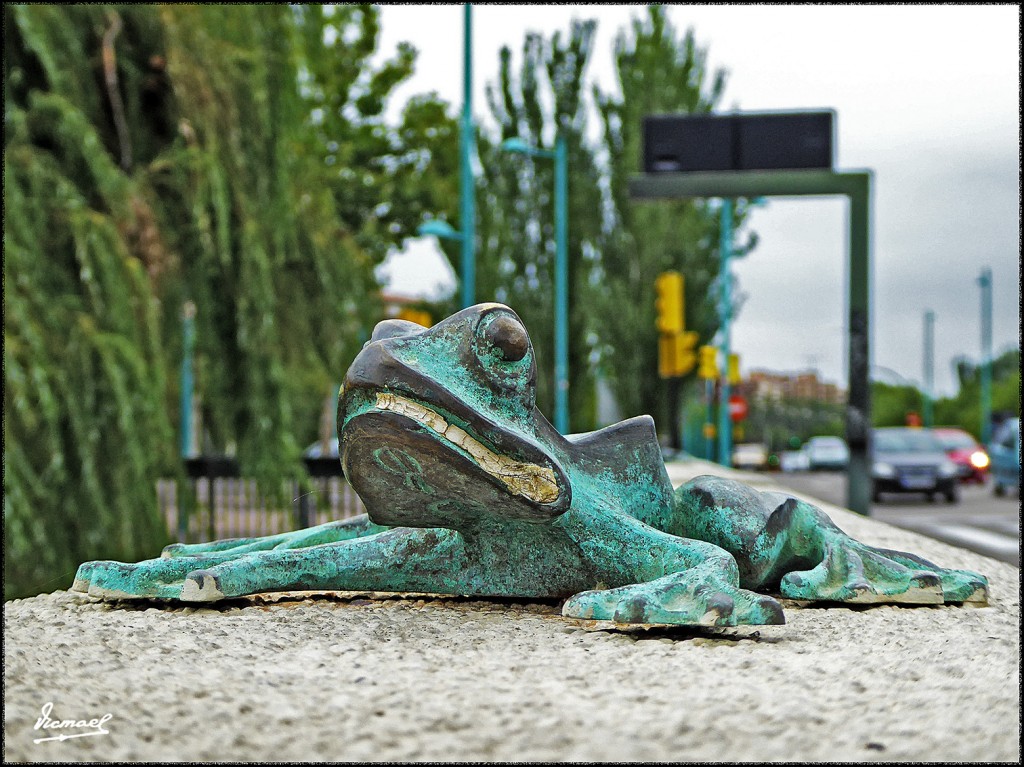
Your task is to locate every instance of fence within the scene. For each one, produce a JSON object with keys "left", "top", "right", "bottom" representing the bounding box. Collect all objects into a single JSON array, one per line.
[{"left": 159, "top": 456, "right": 366, "bottom": 544}]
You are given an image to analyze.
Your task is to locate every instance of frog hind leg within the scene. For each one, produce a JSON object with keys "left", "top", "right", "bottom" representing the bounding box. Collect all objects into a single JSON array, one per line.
[{"left": 674, "top": 475, "right": 988, "bottom": 606}]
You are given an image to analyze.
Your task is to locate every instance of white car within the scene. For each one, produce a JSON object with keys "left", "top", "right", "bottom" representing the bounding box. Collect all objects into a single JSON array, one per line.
[
  {"left": 779, "top": 450, "right": 811, "bottom": 472},
  {"left": 732, "top": 443, "right": 769, "bottom": 471},
  {"left": 805, "top": 436, "right": 849, "bottom": 470}
]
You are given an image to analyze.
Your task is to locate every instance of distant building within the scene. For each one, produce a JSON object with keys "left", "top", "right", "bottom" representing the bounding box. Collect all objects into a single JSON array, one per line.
[{"left": 745, "top": 370, "right": 846, "bottom": 405}]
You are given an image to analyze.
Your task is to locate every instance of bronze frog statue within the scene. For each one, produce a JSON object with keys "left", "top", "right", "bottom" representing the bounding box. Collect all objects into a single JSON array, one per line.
[{"left": 73, "top": 304, "right": 987, "bottom": 626}]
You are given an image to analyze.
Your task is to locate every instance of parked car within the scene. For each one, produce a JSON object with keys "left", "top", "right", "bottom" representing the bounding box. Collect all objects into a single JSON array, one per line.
[
  {"left": 805, "top": 436, "right": 850, "bottom": 470},
  {"left": 871, "top": 427, "right": 959, "bottom": 503},
  {"left": 988, "top": 417, "right": 1020, "bottom": 497},
  {"left": 779, "top": 449, "right": 810, "bottom": 473},
  {"left": 931, "top": 427, "right": 989, "bottom": 484},
  {"left": 731, "top": 443, "right": 769, "bottom": 471}
]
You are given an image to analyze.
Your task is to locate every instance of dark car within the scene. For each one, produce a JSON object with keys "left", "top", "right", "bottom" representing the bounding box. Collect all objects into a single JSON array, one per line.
[
  {"left": 871, "top": 427, "right": 960, "bottom": 503},
  {"left": 931, "top": 427, "right": 989, "bottom": 484}
]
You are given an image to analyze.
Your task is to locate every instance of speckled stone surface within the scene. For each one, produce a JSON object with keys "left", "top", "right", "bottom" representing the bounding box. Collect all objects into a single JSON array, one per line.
[{"left": 4, "top": 461, "right": 1020, "bottom": 762}]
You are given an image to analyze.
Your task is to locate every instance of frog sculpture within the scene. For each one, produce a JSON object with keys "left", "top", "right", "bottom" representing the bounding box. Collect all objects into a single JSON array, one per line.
[{"left": 73, "top": 304, "right": 987, "bottom": 626}]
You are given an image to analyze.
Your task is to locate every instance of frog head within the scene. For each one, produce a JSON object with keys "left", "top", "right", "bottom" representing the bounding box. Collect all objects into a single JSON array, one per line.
[{"left": 338, "top": 303, "right": 574, "bottom": 530}]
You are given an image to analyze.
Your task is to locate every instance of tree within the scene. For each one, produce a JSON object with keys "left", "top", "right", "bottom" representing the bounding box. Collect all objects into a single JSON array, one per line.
[
  {"left": 591, "top": 6, "right": 757, "bottom": 432},
  {"left": 3, "top": 5, "right": 456, "bottom": 598},
  {"left": 934, "top": 348, "right": 1020, "bottom": 438}
]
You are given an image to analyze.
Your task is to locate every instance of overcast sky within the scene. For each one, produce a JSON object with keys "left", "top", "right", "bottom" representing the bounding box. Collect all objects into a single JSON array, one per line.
[{"left": 374, "top": 4, "right": 1020, "bottom": 398}]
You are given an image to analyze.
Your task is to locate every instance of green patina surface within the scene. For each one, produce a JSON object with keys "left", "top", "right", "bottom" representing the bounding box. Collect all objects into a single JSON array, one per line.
[{"left": 73, "top": 304, "right": 988, "bottom": 626}]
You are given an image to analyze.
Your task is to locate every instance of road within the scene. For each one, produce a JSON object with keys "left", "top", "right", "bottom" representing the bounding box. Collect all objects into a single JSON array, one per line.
[{"left": 774, "top": 470, "right": 1020, "bottom": 566}]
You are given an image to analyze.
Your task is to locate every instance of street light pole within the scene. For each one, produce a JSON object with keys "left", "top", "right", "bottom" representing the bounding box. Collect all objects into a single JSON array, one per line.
[
  {"left": 500, "top": 135, "right": 570, "bottom": 434},
  {"left": 459, "top": 3, "right": 475, "bottom": 309},
  {"left": 180, "top": 301, "right": 196, "bottom": 458},
  {"left": 978, "top": 267, "right": 993, "bottom": 443},
  {"left": 923, "top": 310, "right": 935, "bottom": 428},
  {"left": 717, "top": 198, "right": 733, "bottom": 466},
  {"left": 552, "top": 132, "right": 569, "bottom": 435}
]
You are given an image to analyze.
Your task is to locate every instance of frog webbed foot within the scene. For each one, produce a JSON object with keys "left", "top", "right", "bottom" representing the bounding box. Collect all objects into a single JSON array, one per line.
[
  {"left": 562, "top": 542, "right": 784, "bottom": 627},
  {"left": 562, "top": 577, "right": 784, "bottom": 627},
  {"left": 72, "top": 554, "right": 231, "bottom": 601},
  {"left": 781, "top": 539, "right": 989, "bottom": 605}
]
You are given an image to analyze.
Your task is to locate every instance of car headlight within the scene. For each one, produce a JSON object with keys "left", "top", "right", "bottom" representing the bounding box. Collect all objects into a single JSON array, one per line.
[
  {"left": 873, "top": 461, "right": 896, "bottom": 478},
  {"left": 970, "top": 451, "right": 990, "bottom": 469},
  {"left": 938, "top": 461, "right": 959, "bottom": 477}
]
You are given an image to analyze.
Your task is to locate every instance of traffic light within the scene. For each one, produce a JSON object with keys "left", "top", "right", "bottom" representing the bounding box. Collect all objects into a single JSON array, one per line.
[
  {"left": 654, "top": 271, "right": 684, "bottom": 335},
  {"left": 727, "top": 353, "right": 741, "bottom": 385},
  {"left": 698, "top": 345, "right": 719, "bottom": 380}
]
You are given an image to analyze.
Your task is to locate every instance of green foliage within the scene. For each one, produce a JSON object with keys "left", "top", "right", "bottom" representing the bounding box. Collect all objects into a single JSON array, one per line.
[
  {"left": 933, "top": 348, "right": 1020, "bottom": 439},
  {"left": 3, "top": 4, "right": 454, "bottom": 599},
  {"left": 870, "top": 348, "right": 1020, "bottom": 439},
  {"left": 871, "top": 382, "right": 925, "bottom": 427},
  {"left": 591, "top": 6, "right": 756, "bottom": 429}
]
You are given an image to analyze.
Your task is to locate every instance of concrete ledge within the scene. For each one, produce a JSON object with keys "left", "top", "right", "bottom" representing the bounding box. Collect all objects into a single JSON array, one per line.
[{"left": 4, "top": 462, "right": 1020, "bottom": 762}]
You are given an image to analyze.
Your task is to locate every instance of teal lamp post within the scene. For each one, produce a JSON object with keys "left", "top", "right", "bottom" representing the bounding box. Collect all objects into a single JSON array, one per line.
[
  {"left": 717, "top": 198, "right": 734, "bottom": 467},
  {"left": 179, "top": 300, "right": 196, "bottom": 457},
  {"left": 418, "top": 219, "right": 463, "bottom": 241},
  {"left": 923, "top": 309, "right": 935, "bottom": 428},
  {"left": 501, "top": 134, "right": 569, "bottom": 434},
  {"left": 717, "top": 196, "right": 766, "bottom": 466},
  {"left": 418, "top": 4, "right": 475, "bottom": 309},
  {"left": 978, "top": 267, "right": 993, "bottom": 443}
]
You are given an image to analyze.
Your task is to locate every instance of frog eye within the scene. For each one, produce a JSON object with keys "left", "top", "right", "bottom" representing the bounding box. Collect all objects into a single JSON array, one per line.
[{"left": 483, "top": 314, "right": 529, "bottom": 362}]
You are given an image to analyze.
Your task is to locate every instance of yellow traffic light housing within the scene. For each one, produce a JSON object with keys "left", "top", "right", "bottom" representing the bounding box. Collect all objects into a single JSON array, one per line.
[
  {"left": 658, "top": 330, "right": 699, "bottom": 379},
  {"left": 654, "top": 271, "right": 684, "bottom": 335},
  {"left": 698, "top": 345, "right": 719, "bottom": 380},
  {"left": 727, "top": 353, "right": 741, "bottom": 384},
  {"left": 677, "top": 331, "right": 698, "bottom": 376}
]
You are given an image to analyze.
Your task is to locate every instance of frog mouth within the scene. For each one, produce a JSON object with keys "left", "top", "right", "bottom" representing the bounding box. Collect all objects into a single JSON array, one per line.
[{"left": 372, "top": 391, "right": 561, "bottom": 505}]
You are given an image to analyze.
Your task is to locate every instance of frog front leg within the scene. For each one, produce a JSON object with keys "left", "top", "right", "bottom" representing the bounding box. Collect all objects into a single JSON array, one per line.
[
  {"left": 560, "top": 512, "right": 785, "bottom": 627},
  {"left": 675, "top": 475, "right": 988, "bottom": 605},
  {"left": 72, "top": 515, "right": 390, "bottom": 597},
  {"left": 74, "top": 526, "right": 470, "bottom": 602}
]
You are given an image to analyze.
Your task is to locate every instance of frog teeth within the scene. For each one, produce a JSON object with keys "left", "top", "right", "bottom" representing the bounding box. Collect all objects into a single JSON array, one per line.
[{"left": 374, "top": 392, "right": 560, "bottom": 504}]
